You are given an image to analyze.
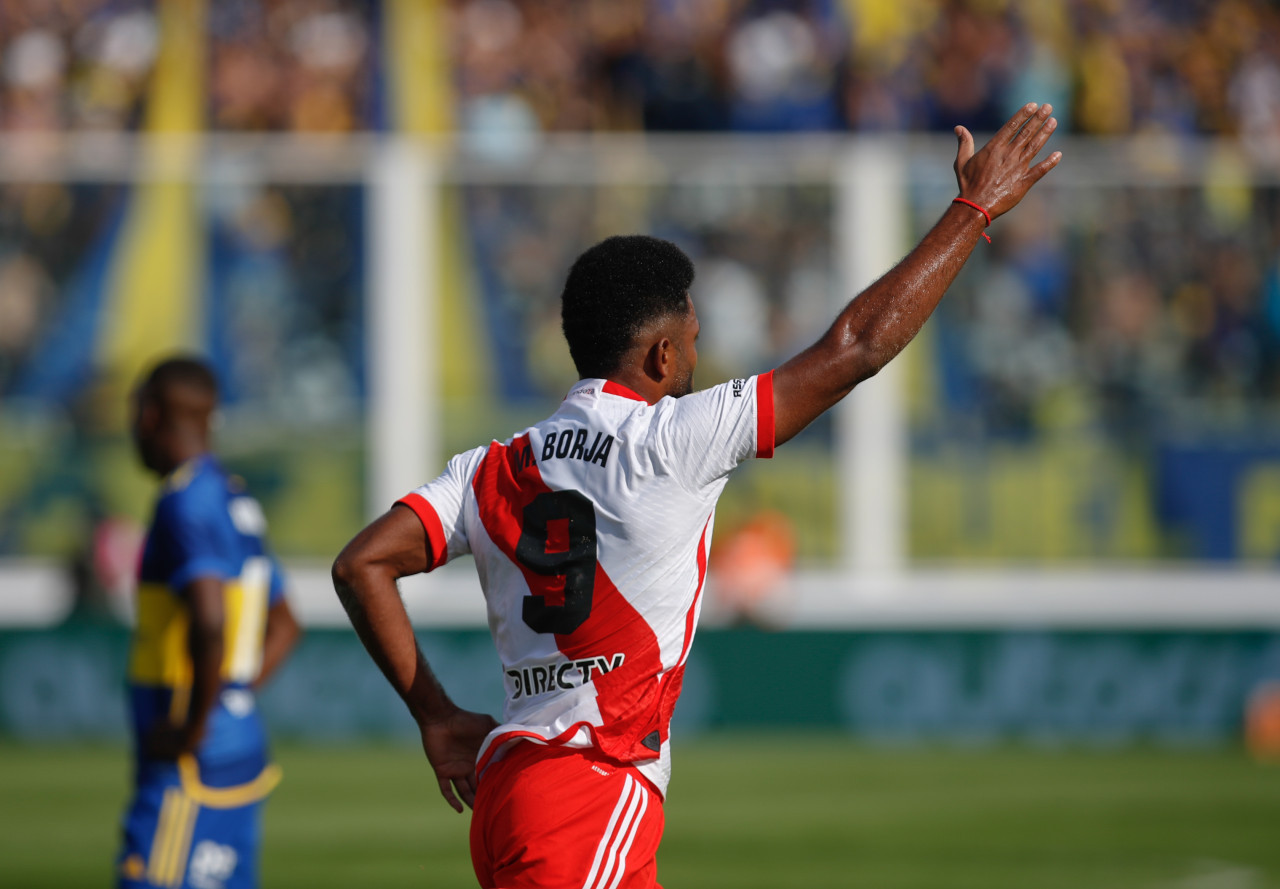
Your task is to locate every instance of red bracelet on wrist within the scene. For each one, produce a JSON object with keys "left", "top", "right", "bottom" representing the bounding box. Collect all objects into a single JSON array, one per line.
[{"left": 953, "top": 197, "right": 993, "bottom": 243}]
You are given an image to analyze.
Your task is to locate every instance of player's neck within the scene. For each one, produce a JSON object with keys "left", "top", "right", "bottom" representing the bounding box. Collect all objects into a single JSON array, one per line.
[
  {"left": 602, "top": 371, "right": 664, "bottom": 405},
  {"left": 155, "top": 439, "right": 209, "bottom": 477}
]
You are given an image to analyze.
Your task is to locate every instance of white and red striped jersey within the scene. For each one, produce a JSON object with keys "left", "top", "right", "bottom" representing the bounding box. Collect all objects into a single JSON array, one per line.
[{"left": 398, "top": 373, "right": 775, "bottom": 796}]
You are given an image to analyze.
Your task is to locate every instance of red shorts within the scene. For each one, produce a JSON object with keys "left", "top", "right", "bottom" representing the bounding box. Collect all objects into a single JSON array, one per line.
[{"left": 470, "top": 742, "right": 665, "bottom": 889}]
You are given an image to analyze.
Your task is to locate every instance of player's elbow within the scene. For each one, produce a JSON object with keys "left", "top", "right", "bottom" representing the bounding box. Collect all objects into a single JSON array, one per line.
[
  {"left": 827, "top": 324, "right": 888, "bottom": 390},
  {"left": 330, "top": 545, "right": 366, "bottom": 598},
  {"left": 857, "top": 352, "right": 890, "bottom": 385},
  {"left": 332, "top": 535, "right": 395, "bottom": 602},
  {"left": 272, "top": 602, "right": 303, "bottom": 647}
]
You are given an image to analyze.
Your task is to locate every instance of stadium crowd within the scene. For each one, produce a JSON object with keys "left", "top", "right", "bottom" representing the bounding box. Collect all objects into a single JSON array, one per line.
[
  {"left": 3, "top": 0, "right": 1279, "bottom": 413},
  {"left": 2, "top": 0, "right": 1280, "bottom": 565},
  {"left": 1, "top": 0, "right": 1278, "bottom": 139},
  {"left": 0, "top": 0, "right": 374, "bottom": 132},
  {"left": 449, "top": 0, "right": 1280, "bottom": 143}
]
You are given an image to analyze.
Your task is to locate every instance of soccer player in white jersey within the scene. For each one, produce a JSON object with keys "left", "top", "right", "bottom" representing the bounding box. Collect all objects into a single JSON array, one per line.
[{"left": 333, "top": 102, "right": 1061, "bottom": 888}]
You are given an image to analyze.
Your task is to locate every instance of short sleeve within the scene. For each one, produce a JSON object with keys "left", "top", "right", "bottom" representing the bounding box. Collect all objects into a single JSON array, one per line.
[
  {"left": 156, "top": 489, "right": 235, "bottom": 591},
  {"left": 396, "top": 445, "right": 487, "bottom": 570},
  {"left": 661, "top": 371, "right": 775, "bottom": 491}
]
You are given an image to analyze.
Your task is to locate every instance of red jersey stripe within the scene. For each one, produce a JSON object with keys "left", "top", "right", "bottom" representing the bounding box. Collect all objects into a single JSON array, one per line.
[
  {"left": 602, "top": 380, "right": 647, "bottom": 402},
  {"left": 676, "top": 520, "right": 710, "bottom": 669},
  {"left": 396, "top": 493, "right": 449, "bottom": 570},
  {"left": 653, "top": 519, "right": 712, "bottom": 750},
  {"left": 756, "top": 370, "right": 776, "bottom": 458}
]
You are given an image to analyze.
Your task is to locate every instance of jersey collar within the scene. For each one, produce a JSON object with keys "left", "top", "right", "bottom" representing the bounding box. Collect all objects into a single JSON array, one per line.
[
  {"left": 601, "top": 380, "right": 647, "bottom": 402},
  {"left": 566, "top": 379, "right": 650, "bottom": 404}
]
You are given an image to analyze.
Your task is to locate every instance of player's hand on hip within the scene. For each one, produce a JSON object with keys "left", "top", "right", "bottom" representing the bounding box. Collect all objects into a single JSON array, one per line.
[
  {"left": 143, "top": 721, "right": 194, "bottom": 760},
  {"left": 953, "top": 102, "right": 1062, "bottom": 220},
  {"left": 418, "top": 707, "right": 499, "bottom": 813}
]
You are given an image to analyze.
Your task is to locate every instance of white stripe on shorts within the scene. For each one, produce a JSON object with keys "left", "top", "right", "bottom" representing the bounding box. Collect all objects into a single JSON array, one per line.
[
  {"left": 604, "top": 782, "right": 649, "bottom": 889},
  {"left": 581, "top": 774, "right": 646, "bottom": 889},
  {"left": 594, "top": 776, "right": 645, "bottom": 889}
]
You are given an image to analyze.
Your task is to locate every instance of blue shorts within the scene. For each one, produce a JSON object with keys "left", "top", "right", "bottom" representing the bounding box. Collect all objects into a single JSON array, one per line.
[{"left": 117, "top": 757, "right": 276, "bottom": 889}]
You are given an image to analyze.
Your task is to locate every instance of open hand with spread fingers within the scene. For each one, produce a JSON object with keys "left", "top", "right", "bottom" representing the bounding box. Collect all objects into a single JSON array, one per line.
[{"left": 954, "top": 102, "right": 1062, "bottom": 222}]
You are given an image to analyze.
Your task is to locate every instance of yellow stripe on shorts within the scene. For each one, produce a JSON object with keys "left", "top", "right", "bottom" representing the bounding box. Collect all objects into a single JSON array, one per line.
[
  {"left": 147, "top": 788, "right": 197, "bottom": 887},
  {"left": 146, "top": 788, "right": 179, "bottom": 885},
  {"left": 167, "top": 793, "right": 199, "bottom": 887},
  {"left": 159, "top": 791, "right": 186, "bottom": 886}
]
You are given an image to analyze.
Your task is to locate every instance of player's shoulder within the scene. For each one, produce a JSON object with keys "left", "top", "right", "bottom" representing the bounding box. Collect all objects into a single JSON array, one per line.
[
  {"left": 448, "top": 441, "right": 496, "bottom": 474},
  {"left": 419, "top": 441, "right": 499, "bottom": 496},
  {"left": 696, "top": 375, "right": 758, "bottom": 404},
  {"left": 157, "top": 456, "right": 231, "bottom": 520},
  {"left": 632, "top": 376, "right": 763, "bottom": 463},
  {"left": 653, "top": 376, "right": 758, "bottom": 424}
]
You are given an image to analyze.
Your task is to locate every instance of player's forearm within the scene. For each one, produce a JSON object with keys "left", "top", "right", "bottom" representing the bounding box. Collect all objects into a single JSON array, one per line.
[
  {"left": 177, "top": 576, "right": 226, "bottom": 751},
  {"left": 331, "top": 559, "right": 456, "bottom": 725},
  {"left": 254, "top": 601, "right": 301, "bottom": 690},
  {"left": 826, "top": 202, "right": 984, "bottom": 387},
  {"left": 181, "top": 625, "right": 224, "bottom": 750},
  {"left": 774, "top": 203, "right": 984, "bottom": 441}
]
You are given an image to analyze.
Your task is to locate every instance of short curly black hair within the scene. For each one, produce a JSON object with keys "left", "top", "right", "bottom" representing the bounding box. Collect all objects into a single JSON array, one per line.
[
  {"left": 560, "top": 235, "right": 695, "bottom": 379},
  {"left": 144, "top": 355, "right": 219, "bottom": 402}
]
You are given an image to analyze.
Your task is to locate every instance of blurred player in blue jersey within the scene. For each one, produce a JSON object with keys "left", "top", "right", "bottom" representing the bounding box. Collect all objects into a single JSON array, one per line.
[{"left": 117, "top": 356, "right": 301, "bottom": 889}]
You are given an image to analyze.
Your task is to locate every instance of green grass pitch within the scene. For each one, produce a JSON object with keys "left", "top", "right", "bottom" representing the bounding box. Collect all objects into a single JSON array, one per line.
[{"left": 3, "top": 734, "right": 1279, "bottom": 888}]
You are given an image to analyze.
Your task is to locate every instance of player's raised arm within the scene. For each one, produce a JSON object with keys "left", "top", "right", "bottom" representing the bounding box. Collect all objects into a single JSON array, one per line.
[
  {"left": 772, "top": 102, "right": 1062, "bottom": 446},
  {"left": 332, "top": 505, "right": 498, "bottom": 812}
]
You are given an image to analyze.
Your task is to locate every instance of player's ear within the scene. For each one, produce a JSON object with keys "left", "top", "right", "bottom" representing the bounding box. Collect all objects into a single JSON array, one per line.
[
  {"left": 639, "top": 337, "right": 666, "bottom": 383},
  {"left": 644, "top": 336, "right": 674, "bottom": 384}
]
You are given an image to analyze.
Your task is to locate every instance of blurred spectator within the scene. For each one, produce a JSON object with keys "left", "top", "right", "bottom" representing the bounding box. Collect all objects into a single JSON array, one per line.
[
  {"left": 632, "top": 0, "right": 730, "bottom": 131},
  {"left": 725, "top": 3, "right": 846, "bottom": 131},
  {"left": 920, "top": 0, "right": 1018, "bottom": 133},
  {"left": 1229, "top": 37, "right": 1280, "bottom": 164},
  {"left": 208, "top": 0, "right": 373, "bottom": 132},
  {"left": 696, "top": 251, "right": 772, "bottom": 375},
  {"left": 452, "top": 0, "right": 546, "bottom": 156},
  {"left": 1, "top": 0, "right": 157, "bottom": 131},
  {"left": 0, "top": 250, "right": 51, "bottom": 385},
  {"left": 707, "top": 510, "right": 797, "bottom": 626}
]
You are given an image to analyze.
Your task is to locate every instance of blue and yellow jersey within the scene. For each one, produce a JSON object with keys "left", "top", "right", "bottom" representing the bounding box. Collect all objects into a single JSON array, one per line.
[{"left": 129, "top": 454, "right": 286, "bottom": 805}]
